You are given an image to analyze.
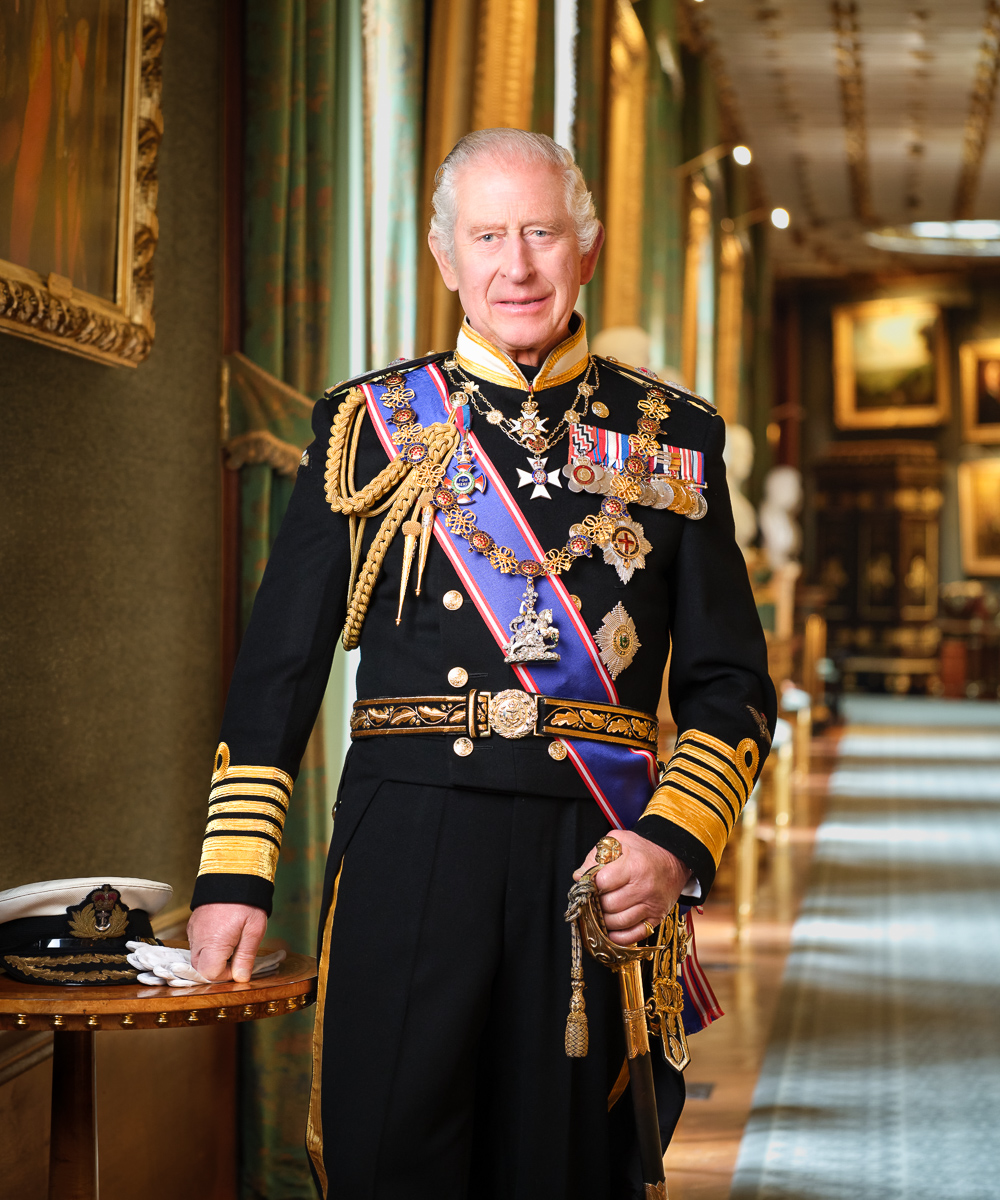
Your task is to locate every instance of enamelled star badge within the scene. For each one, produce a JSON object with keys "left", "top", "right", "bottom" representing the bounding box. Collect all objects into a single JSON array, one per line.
[
  {"left": 602, "top": 517, "right": 652, "bottom": 584},
  {"left": 517, "top": 455, "right": 563, "bottom": 499},
  {"left": 594, "top": 603, "right": 641, "bottom": 679}
]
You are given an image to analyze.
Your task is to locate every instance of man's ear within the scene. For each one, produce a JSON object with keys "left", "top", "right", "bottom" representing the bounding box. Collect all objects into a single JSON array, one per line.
[
  {"left": 579, "top": 223, "right": 606, "bottom": 286},
  {"left": 428, "top": 232, "right": 459, "bottom": 292}
]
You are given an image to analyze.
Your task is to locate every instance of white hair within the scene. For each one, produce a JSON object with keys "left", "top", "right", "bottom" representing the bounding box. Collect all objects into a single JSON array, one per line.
[{"left": 429, "top": 128, "right": 600, "bottom": 265}]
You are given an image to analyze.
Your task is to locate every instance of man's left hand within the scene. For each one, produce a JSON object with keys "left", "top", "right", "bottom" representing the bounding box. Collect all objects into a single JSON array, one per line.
[{"left": 574, "top": 831, "right": 693, "bottom": 946}]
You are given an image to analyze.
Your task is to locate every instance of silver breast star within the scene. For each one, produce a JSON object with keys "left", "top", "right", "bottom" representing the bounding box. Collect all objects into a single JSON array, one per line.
[{"left": 516, "top": 455, "right": 563, "bottom": 499}]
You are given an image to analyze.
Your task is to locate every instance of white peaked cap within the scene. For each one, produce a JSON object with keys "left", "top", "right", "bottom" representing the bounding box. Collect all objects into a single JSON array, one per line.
[{"left": 0, "top": 877, "right": 173, "bottom": 925}]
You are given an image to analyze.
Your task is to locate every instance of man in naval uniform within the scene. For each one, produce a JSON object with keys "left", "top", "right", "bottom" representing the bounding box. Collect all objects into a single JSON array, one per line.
[{"left": 188, "top": 129, "right": 775, "bottom": 1199}]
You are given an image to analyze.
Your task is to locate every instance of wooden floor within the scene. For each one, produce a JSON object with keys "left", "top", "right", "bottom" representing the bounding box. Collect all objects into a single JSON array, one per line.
[{"left": 664, "top": 737, "right": 837, "bottom": 1200}]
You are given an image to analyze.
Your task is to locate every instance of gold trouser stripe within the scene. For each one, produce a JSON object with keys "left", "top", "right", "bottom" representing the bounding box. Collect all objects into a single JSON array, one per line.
[
  {"left": 208, "top": 798, "right": 289, "bottom": 824},
  {"left": 197, "top": 834, "right": 281, "bottom": 881},
  {"left": 641, "top": 786, "right": 731, "bottom": 866},
  {"left": 608, "top": 1057, "right": 630, "bottom": 1111},
  {"left": 674, "top": 742, "right": 749, "bottom": 806},
  {"left": 209, "top": 781, "right": 291, "bottom": 809},
  {"left": 307, "top": 860, "right": 344, "bottom": 1199},
  {"left": 668, "top": 765, "right": 741, "bottom": 828}
]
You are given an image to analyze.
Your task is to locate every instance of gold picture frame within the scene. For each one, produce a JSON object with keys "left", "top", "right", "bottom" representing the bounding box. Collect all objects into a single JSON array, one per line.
[
  {"left": 958, "top": 458, "right": 1000, "bottom": 575},
  {"left": 0, "top": 0, "right": 166, "bottom": 368},
  {"left": 960, "top": 338, "right": 1000, "bottom": 444},
  {"left": 833, "top": 296, "right": 950, "bottom": 429}
]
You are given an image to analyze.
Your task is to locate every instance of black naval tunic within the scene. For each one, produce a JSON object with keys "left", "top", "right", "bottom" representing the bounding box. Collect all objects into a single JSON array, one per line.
[{"left": 191, "top": 320, "right": 775, "bottom": 1200}]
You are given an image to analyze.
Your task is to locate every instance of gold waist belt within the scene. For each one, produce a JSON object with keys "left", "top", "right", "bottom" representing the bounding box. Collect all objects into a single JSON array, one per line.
[{"left": 350, "top": 689, "right": 658, "bottom": 753}]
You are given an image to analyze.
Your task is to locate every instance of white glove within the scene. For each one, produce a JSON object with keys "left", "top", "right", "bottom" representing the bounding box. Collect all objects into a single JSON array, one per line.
[{"left": 126, "top": 941, "right": 286, "bottom": 988}]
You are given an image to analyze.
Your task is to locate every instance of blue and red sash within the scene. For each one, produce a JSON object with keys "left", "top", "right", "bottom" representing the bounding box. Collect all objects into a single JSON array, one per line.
[
  {"left": 362, "top": 364, "right": 659, "bottom": 829},
  {"left": 360, "top": 363, "right": 721, "bottom": 1033}
]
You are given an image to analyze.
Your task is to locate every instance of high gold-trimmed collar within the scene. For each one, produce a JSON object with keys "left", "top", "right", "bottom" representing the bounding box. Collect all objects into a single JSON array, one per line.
[{"left": 455, "top": 315, "right": 589, "bottom": 392}]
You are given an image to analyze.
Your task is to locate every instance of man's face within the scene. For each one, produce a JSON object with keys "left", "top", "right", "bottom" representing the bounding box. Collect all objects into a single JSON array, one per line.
[{"left": 429, "top": 157, "right": 604, "bottom": 366}]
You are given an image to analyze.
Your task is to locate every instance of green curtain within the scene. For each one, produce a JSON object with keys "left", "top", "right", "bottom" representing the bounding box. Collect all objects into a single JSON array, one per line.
[
  {"left": 365, "top": 0, "right": 425, "bottom": 364},
  {"left": 239, "top": 3, "right": 339, "bottom": 1197}
]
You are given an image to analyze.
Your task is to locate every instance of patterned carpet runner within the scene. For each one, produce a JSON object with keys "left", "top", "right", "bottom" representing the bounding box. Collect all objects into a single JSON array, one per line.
[{"left": 729, "top": 699, "right": 1000, "bottom": 1200}]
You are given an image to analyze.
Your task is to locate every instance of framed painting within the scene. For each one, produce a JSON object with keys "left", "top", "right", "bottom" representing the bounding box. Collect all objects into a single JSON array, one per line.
[
  {"left": 0, "top": 0, "right": 165, "bottom": 367},
  {"left": 833, "top": 297, "right": 950, "bottom": 430},
  {"left": 960, "top": 338, "right": 1000, "bottom": 444},
  {"left": 958, "top": 458, "right": 1000, "bottom": 576}
]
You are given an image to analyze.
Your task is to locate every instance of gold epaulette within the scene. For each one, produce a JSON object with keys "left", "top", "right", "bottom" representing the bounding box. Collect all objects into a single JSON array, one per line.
[
  {"left": 322, "top": 352, "right": 449, "bottom": 401},
  {"left": 640, "top": 730, "right": 759, "bottom": 866},
  {"left": 594, "top": 356, "right": 716, "bottom": 413}
]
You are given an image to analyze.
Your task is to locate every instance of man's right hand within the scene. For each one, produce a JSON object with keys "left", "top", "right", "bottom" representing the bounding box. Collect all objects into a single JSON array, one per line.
[{"left": 187, "top": 903, "right": 268, "bottom": 983}]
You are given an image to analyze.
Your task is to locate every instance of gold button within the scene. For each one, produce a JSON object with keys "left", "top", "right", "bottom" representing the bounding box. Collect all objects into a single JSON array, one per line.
[
  {"left": 592, "top": 401, "right": 609, "bottom": 418},
  {"left": 448, "top": 667, "right": 469, "bottom": 688},
  {"left": 453, "top": 737, "right": 473, "bottom": 757},
  {"left": 569, "top": 594, "right": 582, "bottom": 612},
  {"left": 443, "top": 590, "right": 464, "bottom": 610},
  {"left": 548, "top": 740, "right": 568, "bottom": 761}
]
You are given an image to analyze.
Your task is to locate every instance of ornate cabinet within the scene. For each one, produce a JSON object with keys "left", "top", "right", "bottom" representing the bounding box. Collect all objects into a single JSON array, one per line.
[{"left": 812, "top": 441, "right": 943, "bottom": 694}]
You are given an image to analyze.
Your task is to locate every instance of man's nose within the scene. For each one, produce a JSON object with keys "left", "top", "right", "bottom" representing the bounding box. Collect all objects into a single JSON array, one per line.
[{"left": 500, "top": 235, "right": 532, "bottom": 282}]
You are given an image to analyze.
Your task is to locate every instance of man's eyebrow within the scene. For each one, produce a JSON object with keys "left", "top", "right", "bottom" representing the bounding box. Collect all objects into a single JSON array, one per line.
[{"left": 465, "top": 217, "right": 570, "bottom": 234}]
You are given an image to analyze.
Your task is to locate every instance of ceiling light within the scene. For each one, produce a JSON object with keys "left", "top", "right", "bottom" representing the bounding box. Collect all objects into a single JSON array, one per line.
[
  {"left": 864, "top": 220, "right": 1000, "bottom": 257},
  {"left": 732, "top": 145, "right": 752, "bottom": 166},
  {"left": 770, "top": 207, "right": 790, "bottom": 229}
]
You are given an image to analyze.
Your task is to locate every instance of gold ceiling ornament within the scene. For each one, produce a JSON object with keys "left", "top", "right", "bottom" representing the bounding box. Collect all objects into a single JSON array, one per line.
[
  {"left": 831, "top": 0, "right": 875, "bottom": 225},
  {"left": 594, "top": 602, "right": 641, "bottom": 680},
  {"left": 0, "top": 0, "right": 166, "bottom": 366},
  {"left": 952, "top": 0, "right": 1000, "bottom": 220}
]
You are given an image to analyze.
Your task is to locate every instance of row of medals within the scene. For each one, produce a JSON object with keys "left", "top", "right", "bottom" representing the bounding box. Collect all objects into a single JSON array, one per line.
[{"left": 378, "top": 361, "right": 707, "bottom": 671}]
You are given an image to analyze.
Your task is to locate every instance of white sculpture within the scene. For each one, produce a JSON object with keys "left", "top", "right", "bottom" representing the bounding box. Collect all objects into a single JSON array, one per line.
[
  {"left": 723, "top": 423, "right": 757, "bottom": 552},
  {"left": 759, "top": 465, "right": 803, "bottom": 569}
]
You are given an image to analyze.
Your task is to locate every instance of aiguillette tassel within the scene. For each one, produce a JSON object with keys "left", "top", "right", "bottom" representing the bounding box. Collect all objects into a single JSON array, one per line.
[
  {"left": 397, "top": 520, "right": 421, "bottom": 625},
  {"left": 415, "top": 498, "right": 435, "bottom": 596}
]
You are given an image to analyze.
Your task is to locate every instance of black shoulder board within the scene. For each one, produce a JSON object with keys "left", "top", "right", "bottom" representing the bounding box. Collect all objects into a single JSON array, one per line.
[
  {"left": 594, "top": 356, "right": 716, "bottom": 413},
  {"left": 323, "top": 351, "right": 451, "bottom": 400}
]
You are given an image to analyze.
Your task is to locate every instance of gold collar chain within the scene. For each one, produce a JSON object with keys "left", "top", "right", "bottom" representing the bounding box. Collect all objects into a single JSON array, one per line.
[{"left": 440, "top": 354, "right": 601, "bottom": 458}]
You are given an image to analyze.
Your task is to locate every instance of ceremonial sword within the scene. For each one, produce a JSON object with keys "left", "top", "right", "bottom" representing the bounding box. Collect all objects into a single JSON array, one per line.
[{"left": 564, "top": 835, "right": 691, "bottom": 1200}]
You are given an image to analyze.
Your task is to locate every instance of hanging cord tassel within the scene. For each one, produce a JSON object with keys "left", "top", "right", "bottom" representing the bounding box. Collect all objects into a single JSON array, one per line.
[
  {"left": 324, "top": 388, "right": 460, "bottom": 649},
  {"left": 564, "top": 876, "right": 594, "bottom": 1057}
]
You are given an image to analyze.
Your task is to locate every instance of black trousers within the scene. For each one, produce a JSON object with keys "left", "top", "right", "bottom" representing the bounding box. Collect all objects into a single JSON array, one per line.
[{"left": 309, "top": 749, "right": 685, "bottom": 1200}]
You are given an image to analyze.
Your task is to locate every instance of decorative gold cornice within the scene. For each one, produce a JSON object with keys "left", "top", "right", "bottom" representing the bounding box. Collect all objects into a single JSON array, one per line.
[
  {"left": 831, "top": 0, "right": 875, "bottom": 225},
  {"left": 953, "top": 0, "right": 1000, "bottom": 220},
  {"left": 224, "top": 431, "right": 304, "bottom": 477},
  {"left": 0, "top": 0, "right": 165, "bottom": 367}
]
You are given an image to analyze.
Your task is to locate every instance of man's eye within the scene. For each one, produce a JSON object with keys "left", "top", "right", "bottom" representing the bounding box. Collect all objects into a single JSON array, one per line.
[
  {"left": 480, "top": 233, "right": 495, "bottom": 243},
  {"left": 530, "top": 229, "right": 550, "bottom": 238}
]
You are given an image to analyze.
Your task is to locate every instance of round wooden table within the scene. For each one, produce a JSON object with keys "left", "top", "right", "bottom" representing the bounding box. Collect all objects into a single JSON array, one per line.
[{"left": 0, "top": 951, "right": 318, "bottom": 1200}]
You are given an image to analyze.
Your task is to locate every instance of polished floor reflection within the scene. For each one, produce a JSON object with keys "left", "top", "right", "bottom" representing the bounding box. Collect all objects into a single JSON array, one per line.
[{"left": 666, "top": 699, "right": 1000, "bottom": 1200}]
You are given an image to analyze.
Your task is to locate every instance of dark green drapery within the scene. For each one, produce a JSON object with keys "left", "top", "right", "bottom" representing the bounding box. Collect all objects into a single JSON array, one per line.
[{"left": 239, "top": 3, "right": 339, "bottom": 1196}]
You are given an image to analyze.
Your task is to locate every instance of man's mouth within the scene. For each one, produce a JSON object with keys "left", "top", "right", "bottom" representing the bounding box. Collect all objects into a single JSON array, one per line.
[{"left": 495, "top": 296, "right": 549, "bottom": 309}]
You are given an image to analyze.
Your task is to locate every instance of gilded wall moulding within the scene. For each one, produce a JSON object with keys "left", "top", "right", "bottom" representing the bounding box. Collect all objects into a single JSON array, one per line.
[{"left": 0, "top": 0, "right": 166, "bottom": 367}]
